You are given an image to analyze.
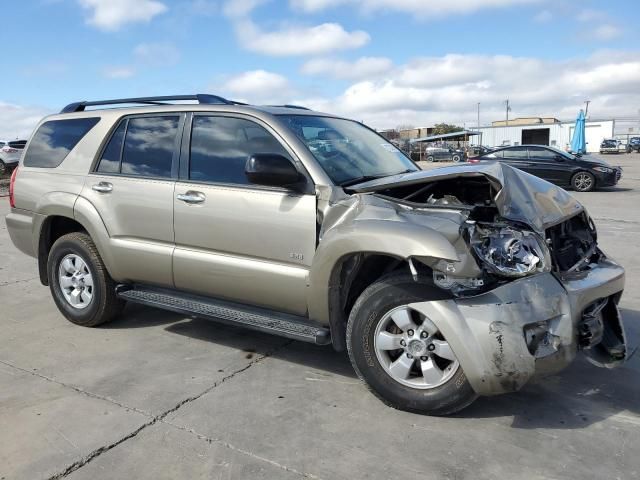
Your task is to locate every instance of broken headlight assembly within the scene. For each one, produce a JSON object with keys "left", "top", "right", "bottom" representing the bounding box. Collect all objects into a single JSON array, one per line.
[{"left": 468, "top": 222, "right": 551, "bottom": 278}]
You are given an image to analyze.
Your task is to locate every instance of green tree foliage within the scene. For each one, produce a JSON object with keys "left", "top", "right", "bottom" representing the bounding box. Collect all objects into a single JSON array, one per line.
[{"left": 432, "top": 123, "right": 464, "bottom": 135}]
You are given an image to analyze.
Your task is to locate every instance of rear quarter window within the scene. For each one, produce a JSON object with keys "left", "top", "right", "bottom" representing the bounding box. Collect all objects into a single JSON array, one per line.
[{"left": 23, "top": 117, "right": 100, "bottom": 168}]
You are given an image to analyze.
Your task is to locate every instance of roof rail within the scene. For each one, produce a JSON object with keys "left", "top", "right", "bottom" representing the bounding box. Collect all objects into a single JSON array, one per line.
[
  {"left": 60, "top": 94, "right": 234, "bottom": 113},
  {"left": 269, "top": 104, "right": 310, "bottom": 110}
]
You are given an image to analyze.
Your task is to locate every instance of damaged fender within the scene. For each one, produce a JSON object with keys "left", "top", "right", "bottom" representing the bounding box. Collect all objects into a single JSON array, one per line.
[{"left": 307, "top": 194, "right": 462, "bottom": 328}]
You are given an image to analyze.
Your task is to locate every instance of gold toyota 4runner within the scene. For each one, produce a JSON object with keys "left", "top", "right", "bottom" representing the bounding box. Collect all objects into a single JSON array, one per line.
[{"left": 5, "top": 94, "right": 629, "bottom": 414}]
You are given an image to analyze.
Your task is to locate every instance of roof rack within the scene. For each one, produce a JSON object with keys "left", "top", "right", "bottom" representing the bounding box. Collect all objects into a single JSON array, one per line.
[
  {"left": 268, "top": 104, "right": 310, "bottom": 110},
  {"left": 60, "top": 94, "right": 235, "bottom": 113}
]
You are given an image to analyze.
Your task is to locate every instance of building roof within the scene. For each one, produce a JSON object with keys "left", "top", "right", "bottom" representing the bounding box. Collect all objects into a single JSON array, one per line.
[{"left": 410, "top": 130, "right": 480, "bottom": 143}]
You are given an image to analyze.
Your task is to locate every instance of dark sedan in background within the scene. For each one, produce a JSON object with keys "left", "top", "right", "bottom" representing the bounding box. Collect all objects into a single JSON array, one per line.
[{"left": 469, "top": 145, "right": 621, "bottom": 192}]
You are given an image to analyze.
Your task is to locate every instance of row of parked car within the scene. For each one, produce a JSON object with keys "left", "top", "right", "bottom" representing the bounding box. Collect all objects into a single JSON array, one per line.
[
  {"left": 599, "top": 137, "right": 640, "bottom": 154},
  {"left": 0, "top": 140, "right": 27, "bottom": 175}
]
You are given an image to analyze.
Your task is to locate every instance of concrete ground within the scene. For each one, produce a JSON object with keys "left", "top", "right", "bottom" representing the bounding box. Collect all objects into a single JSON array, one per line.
[{"left": 1, "top": 154, "right": 639, "bottom": 480}]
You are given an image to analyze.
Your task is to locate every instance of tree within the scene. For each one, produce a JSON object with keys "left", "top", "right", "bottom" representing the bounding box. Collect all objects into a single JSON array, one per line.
[{"left": 432, "top": 123, "right": 464, "bottom": 135}]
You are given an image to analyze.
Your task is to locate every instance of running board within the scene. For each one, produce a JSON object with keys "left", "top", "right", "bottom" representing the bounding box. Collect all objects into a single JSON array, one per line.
[{"left": 117, "top": 286, "right": 331, "bottom": 345}]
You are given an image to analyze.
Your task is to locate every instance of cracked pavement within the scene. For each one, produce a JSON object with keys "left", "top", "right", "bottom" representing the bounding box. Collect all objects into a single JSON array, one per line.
[{"left": 1, "top": 155, "right": 640, "bottom": 479}]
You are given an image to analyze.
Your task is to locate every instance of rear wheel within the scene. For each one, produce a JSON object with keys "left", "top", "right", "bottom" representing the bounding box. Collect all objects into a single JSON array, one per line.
[
  {"left": 48, "top": 232, "right": 124, "bottom": 326},
  {"left": 346, "top": 273, "right": 477, "bottom": 415},
  {"left": 452, "top": 154, "right": 462, "bottom": 163},
  {"left": 572, "top": 171, "right": 595, "bottom": 192},
  {"left": 426, "top": 155, "right": 435, "bottom": 162}
]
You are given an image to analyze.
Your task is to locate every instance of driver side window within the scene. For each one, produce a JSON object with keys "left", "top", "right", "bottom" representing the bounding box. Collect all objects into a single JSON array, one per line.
[{"left": 189, "top": 116, "right": 291, "bottom": 185}]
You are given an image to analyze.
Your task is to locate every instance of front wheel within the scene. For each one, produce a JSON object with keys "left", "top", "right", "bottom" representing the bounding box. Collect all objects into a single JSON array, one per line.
[
  {"left": 426, "top": 155, "right": 435, "bottom": 162},
  {"left": 452, "top": 154, "right": 462, "bottom": 163},
  {"left": 346, "top": 273, "right": 477, "bottom": 415},
  {"left": 572, "top": 171, "right": 596, "bottom": 192}
]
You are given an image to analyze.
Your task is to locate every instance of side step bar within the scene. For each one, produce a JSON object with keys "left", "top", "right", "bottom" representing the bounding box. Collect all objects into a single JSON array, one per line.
[{"left": 117, "top": 286, "right": 331, "bottom": 345}]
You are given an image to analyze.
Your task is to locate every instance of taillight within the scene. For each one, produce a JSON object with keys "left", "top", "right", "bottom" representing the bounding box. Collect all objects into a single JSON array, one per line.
[{"left": 9, "top": 167, "right": 18, "bottom": 208}]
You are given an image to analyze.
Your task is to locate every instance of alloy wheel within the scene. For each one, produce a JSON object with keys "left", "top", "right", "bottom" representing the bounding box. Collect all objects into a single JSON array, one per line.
[
  {"left": 58, "top": 254, "right": 94, "bottom": 309},
  {"left": 374, "top": 305, "right": 459, "bottom": 389}
]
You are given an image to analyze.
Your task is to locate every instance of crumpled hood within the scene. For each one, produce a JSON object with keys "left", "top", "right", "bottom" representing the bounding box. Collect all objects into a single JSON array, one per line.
[{"left": 347, "top": 162, "right": 584, "bottom": 234}]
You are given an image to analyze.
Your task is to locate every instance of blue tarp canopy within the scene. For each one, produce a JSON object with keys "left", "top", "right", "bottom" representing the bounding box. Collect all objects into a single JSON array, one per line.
[{"left": 570, "top": 109, "right": 586, "bottom": 154}]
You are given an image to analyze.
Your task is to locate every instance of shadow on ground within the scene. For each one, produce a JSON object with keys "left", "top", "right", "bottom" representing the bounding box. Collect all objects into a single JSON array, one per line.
[{"left": 106, "top": 302, "right": 640, "bottom": 429}]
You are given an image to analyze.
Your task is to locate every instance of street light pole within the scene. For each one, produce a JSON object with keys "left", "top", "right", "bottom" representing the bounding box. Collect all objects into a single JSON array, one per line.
[
  {"left": 505, "top": 99, "right": 510, "bottom": 127},
  {"left": 584, "top": 100, "right": 591, "bottom": 119}
]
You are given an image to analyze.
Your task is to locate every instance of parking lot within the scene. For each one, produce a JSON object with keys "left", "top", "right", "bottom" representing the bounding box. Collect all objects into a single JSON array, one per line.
[{"left": 1, "top": 154, "right": 639, "bottom": 480}]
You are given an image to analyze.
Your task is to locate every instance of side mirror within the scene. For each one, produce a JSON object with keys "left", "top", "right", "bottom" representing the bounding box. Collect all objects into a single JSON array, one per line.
[{"left": 245, "top": 154, "right": 303, "bottom": 188}]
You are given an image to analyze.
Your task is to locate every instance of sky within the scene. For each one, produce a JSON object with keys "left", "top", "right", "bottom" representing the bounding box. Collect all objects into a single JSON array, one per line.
[{"left": 1, "top": 0, "right": 639, "bottom": 139}]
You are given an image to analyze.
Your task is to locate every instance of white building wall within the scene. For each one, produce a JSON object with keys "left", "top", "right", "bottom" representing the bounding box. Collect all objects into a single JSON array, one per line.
[{"left": 475, "top": 120, "right": 614, "bottom": 153}]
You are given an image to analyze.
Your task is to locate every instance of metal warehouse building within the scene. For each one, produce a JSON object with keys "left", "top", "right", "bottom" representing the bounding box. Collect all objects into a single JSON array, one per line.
[{"left": 474, "top": 117, "right": 615, "bottom": 153}]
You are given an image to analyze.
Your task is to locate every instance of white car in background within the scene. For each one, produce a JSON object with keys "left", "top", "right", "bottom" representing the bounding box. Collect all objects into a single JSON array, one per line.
[{"left": 0, "top": 140, "right": 26, "bottom": 175}]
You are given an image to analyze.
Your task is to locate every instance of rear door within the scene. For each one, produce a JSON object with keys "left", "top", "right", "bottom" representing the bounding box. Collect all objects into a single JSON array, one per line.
[
  {"left": 172, "top": 113, "right": 316, "bottom": 315},
  {"left": 83, "top": 114, "right": 184, "bottom": 286}
]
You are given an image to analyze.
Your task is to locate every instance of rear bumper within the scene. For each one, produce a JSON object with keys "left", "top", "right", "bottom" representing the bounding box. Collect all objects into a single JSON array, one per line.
[
  {"left": 5, "top": 208, "right": 37, "bottom": 257},
  {"left": 410, "top": 257, "right": 626, "bottom": 395}
]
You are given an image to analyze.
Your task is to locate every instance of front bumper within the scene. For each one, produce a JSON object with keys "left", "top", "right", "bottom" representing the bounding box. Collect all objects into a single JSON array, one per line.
[
  {"left": 410, "top": 258, "right": 626, "bottom": 395},
  {"left": 595, "top": 168, "right": 621, "bottom": 187}
]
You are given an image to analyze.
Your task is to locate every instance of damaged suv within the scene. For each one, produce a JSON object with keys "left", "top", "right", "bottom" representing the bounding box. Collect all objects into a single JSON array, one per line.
[{"left": 6, "top": 95, "right": 628, "bottom": 415}]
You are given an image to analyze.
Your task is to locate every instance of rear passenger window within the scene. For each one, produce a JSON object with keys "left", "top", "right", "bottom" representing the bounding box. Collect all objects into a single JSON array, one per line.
[
  {"left": 121, "top": 116, "right": 179, "bottom": 178},
  {"left": 23, "top": 118, "right": 100, "bottom": 168},
  {"left": 189, "top": 116, "right": 289, "bottom": 185},
  {"left": 97, "top": 121, "right": 126, "bottom": 173}
]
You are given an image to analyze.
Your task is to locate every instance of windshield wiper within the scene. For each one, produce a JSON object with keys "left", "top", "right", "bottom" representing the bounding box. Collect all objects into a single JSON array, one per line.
[
  {"left": 339, "top": 169, "right": 417, "bottom": 188},
  {"left": 339, "top": 175, "right": 389, "bottom": 187}
]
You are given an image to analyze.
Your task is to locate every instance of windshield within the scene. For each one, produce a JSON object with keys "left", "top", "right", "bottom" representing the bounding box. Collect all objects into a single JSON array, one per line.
[{"left": 278, "top": 115, "right": 418, "bottom": 186}]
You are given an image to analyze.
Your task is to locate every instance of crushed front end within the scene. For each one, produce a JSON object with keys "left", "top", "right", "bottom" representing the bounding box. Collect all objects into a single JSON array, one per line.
[{"left": 350, "top": 163, "right": 628, "bottom": 395}]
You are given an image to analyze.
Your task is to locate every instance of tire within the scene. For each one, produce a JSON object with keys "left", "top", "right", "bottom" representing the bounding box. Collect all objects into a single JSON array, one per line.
[
  {"left": 47, "top": 232, "right": 124, "bottom": 327},
  {"left": 346, "top": 272, "right": 477, "bottom": 415},
  {"left": 426, "top": 155, "right": 435, "bottom": 162},
  {"left": 571, "top": 171, "right": 596, "bottom": 192},
  {"left": 452, "top": 154, "right": 462, "bottom": 163}
]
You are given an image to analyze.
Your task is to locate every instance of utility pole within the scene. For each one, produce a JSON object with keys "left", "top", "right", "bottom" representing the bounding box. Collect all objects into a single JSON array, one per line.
[
  {"left": 477, "top": 102, "right": 480, "bottom": 130},
  {"left": 584, "top": 100, "right": 591, "bottom": 119},
  {"left": 505, "top": 99, "right": 511, "bottom": 127}
]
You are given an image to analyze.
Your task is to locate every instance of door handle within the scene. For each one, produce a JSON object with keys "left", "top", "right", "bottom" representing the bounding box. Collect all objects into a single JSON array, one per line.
[
  {"left": 176, "top": 191, "right": 206, "bottom": 204},
  {"left": 92, "top": 182, "right": 113, "bottom": 193}
]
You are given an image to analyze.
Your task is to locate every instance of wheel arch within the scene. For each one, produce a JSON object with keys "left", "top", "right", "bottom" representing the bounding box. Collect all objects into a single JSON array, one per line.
[
  {"left": 308, "top": 220, "right": 459, "bottom": 351},
  {"left": 36, "top": 197, "right": 117, "bottom": 285}
]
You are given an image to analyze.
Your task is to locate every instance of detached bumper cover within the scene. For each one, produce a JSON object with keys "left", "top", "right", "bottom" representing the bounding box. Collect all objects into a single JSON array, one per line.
[{"left": 409, "top": 258, "right": 626, "bottom": 395}]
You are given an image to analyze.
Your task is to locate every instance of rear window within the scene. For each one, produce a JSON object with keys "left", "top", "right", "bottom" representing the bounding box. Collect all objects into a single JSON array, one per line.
[{"left": 23, "top": 118, "right": 100, "bottom": 168}]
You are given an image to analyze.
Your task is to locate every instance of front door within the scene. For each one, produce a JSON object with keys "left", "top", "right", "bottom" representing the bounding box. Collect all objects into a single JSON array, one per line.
[
  {"left": 526, "top": 146, "right": 571, "bottom": 185},
  {"left": 173, "top": 114, "right": 316, "bottom": 315},
  {"left": 82, "top": 114, "right": 183, "bottom": 286}
]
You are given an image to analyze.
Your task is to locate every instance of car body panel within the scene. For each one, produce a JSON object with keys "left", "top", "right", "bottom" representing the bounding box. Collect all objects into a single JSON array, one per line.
[{"left": 173, "top": 184, "right": 316, "bottom": 315}]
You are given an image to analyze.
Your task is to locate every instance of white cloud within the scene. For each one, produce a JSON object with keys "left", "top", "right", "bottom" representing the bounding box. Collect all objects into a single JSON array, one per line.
[
  {"left": 0, "top": 102, "right": 52, "bottom": 140},
  {"left": 233, "top": 19, "right": 369, "bottom": 56},
  {"left": 301, "top": 57, "right": 393, "bottom": 79},
  {"left": 591, "top": 24, "right": 622, "bottom": 41},
  {"left": 103, "top": 66, "right": 136, "bottom": 79},
  {"left": 577, "top": 8, "right": 602, "bottom": 22},
  {"left": 133, "top": 42, "right": 181, "bottom": 66},
  {"left": 78, "top": 0, "right": 167, "bottom": 31},
  {"left": 222, "top": 0, "right": 369, "bottom": 56},
  {"left": 221, "top": 70, "right": 294, "bottom": 103},
  {"left": 296, "top": 52, "right": 640, "bottom": 129},
  {"left": 533, "top": 9, "right": 552, "bottom": 23},
  {"left": 291, "top": 0, "right": 537, "bottom": 17}
]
